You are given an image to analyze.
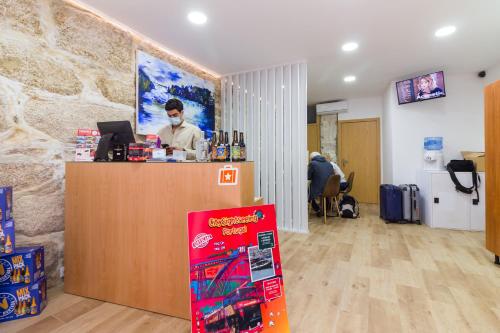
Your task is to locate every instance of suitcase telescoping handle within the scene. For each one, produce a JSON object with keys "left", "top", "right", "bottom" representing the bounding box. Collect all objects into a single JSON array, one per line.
[{"left": 410, "top": 185, "right": 413, "bottom": 221}]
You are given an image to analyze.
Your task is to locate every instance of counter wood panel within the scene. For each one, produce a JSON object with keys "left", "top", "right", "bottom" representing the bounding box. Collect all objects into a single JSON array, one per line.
[
  {"left": 485, "top": 81, "right": 500, "bottom": 261},
  {"left": 64, "top": 162, "right": 255, "bottom": 319}
]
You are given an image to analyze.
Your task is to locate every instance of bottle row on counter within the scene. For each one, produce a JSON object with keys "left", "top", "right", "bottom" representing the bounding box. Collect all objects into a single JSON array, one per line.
[{"left": 207, "top": 130, "right": 246, "bottom": 162}]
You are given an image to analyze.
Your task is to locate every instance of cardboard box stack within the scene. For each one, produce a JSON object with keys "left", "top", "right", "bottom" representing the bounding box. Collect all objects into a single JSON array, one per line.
[{"left": 0, "top": 186, "right": 48, "bottom": 323}]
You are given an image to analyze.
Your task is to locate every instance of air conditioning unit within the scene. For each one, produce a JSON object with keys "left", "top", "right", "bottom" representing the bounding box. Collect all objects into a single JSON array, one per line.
[{"left": 316, "top": 100, "right": 348, "bottom": 115}]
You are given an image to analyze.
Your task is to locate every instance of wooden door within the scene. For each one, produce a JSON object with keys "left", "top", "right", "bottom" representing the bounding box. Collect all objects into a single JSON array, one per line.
[
  {"left": 485, "top": 81, "right": 500, "bottom": 258},
  {"left": 338, "top": 118, "right": 381, "bottom": 203},
  {"left": 307, "top": 118, "right": 321, "bottom": 154}
]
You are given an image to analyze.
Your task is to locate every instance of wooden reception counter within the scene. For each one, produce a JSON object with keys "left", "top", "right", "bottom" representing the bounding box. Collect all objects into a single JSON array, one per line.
[{"left": 64, "top": 162, "right": 255, "bottom": 319}]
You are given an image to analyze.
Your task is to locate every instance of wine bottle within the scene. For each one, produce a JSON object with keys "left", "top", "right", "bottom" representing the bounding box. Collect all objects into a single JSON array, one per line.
[
  {"left": 224, "top": 132, "right": 230, "bottom": 162},
  {"left": 231, "top": 130, "right": 240, "bottom": 162},
  {"left": 239, "top": 132, "right": 246, "bottom": 161}
]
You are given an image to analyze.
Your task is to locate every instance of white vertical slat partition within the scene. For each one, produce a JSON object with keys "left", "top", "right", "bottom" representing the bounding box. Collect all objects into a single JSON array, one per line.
[
  {"left": 221, "top": 62, "right": 308, "bottom": 233},
  {"left": 275, "top": 67, "right": 284, "bottom": 230}
]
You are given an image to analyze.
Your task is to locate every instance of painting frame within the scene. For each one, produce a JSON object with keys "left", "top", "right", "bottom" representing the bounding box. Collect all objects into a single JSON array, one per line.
[{"left": 135, "top": 50, "right": 216, "bottom": 136}]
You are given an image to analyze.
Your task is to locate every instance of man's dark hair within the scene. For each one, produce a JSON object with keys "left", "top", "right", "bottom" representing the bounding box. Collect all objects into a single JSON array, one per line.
[{"left": 165, "top": 98, "right": 184, "bottom": 112}]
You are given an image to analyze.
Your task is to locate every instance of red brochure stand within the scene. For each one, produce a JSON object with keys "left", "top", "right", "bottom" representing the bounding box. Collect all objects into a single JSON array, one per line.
[{"left": 188, "top": 205, "right": 290, "bottom": 333}]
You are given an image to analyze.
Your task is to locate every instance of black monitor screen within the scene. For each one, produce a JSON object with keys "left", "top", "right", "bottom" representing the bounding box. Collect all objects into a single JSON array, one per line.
[{"left": 97, "top": 121, "right": 136, "bottom": 145}]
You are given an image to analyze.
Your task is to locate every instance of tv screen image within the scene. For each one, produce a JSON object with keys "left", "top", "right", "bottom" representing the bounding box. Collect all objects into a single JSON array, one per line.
[{"left": 396, "top": 71, "right": 446, "bottom": 105}]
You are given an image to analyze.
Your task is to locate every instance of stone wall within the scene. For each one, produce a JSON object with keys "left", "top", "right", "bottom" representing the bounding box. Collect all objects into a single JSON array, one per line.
[
  {"left": 0, "top": 0, "right": 221, "bottom": 287},
  {"left": 320, "top": 114, "right": 338, "bottom": 162}
]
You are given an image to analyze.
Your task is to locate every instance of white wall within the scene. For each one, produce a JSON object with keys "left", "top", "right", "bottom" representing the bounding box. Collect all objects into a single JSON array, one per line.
[
  {"left": 338, "top": 96, "right": 383, "bottom": 121},
  {"left": 382, "top": 88, "right": 394, "bottom": 184},
  {"left": 383, "top": 72, "right": 488, "bottom": 185},
  {"left": 486, "top": 62, "right": 500, "bottom": 85}
]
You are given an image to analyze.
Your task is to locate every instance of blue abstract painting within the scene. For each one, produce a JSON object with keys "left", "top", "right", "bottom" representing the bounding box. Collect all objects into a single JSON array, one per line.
[{"left": 136, "top": 50, "right": 215, "bottom": 135}]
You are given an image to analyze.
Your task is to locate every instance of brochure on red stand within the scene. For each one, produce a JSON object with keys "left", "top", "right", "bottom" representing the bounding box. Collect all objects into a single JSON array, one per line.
[{"left": 187, "top": 205, "right": 290, "bottom": 333}]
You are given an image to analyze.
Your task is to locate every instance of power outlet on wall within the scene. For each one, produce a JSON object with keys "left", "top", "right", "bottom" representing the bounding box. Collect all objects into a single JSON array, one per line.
[{"left": 60, "top": 266, "right": 65, "bottom": 279}]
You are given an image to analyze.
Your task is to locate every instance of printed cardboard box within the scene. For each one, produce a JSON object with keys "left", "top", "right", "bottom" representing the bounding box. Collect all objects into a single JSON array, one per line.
[
  {"left": 0, "top": 219, "right": 15, "bottom": 257},
  {"left": 0, "top": 247, "right": 44, "bottom": 287},
  {"left": 461, "top": 151, "right": 485, "bottom": 172},
  {"left": 0, "top": 187, "right": 13, "bottom": 224},
  {"left": 0, "top": 276, "right": 47, "bottom": 323}
]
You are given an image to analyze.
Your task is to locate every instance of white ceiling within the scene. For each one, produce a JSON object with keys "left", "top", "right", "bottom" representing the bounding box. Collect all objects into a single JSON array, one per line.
[{"left": 78, "top": 0, "right": 500, "bottom": 105}]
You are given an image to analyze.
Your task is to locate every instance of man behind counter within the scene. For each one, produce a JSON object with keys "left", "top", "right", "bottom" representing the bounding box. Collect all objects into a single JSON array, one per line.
[{"left": 157, "top": 98, "right": 201, "bottom": 160}]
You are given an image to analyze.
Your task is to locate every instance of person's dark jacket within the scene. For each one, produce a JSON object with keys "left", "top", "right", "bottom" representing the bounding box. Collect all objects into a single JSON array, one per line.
[{"left": 308, "top": 155, "right": 334, "bottom": 199}]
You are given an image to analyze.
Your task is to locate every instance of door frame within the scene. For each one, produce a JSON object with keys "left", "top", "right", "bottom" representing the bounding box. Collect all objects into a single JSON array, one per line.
[{"left": 337, "top": 117, "right": 381, "bottom": 203}]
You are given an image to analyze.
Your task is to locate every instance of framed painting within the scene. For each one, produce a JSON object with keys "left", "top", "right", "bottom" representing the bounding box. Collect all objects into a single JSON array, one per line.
[{"left": 136, "top": 50, "right": 215, "bottom": 135}]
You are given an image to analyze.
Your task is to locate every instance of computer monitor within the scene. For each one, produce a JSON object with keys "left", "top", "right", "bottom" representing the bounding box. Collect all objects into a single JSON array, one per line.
[{"left": 94, "top": 121, "right": 136, "bottom": 161}]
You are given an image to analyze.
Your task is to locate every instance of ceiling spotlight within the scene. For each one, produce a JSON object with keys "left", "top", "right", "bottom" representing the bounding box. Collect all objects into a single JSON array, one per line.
[
  {"left": 188, "top": 11, "right": 207, "bottom": 25},
  {"left": 344, "top": 75, "right": 356, "bottom": 83},
  {"left": 342, "top": 42, "right": 359, "bottom": 52},
  {"left": 435, "top": 25, "right": 456, "bottom": 37}
]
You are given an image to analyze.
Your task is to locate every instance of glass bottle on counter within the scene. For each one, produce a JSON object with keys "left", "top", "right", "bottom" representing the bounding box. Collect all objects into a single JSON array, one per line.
[
  {"left": 239, "top": 132, "right": 246, "bottom": 161},
  {"left": 204, "top": 133, "right": 210, "bottom": 161},
  {"left": 210, "top": 131, "right": 218, "bottom": 161},
  {"left": 231, "top": 130, "right": 240, "bottom": 162},
  {"left": 217, "top": 130, "right": 226, "bottom": 161},
  {"left": 195, "top": 131, "right": 209, "bottom": 162},
  {"left": 224, "top": 132, "right": 231, "bottom": 162}
]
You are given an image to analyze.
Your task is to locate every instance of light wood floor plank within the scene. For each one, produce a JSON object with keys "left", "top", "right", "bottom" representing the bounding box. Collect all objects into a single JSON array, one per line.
[
  {"left": 2, "top": 204, "right": 499, "bottom": 333},
  {"left": 16, "top": 316, "right": 65, "bottom": 333}
]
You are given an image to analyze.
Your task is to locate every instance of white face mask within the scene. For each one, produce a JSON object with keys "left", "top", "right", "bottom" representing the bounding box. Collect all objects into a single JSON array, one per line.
[{"left": 170, "top": 116, "right": 182, "bottom": 126}]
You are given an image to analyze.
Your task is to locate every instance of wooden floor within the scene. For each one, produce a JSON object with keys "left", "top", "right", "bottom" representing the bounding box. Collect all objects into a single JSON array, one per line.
[{"left": 3, "top": 205, "right": 500, "bottom": 333}]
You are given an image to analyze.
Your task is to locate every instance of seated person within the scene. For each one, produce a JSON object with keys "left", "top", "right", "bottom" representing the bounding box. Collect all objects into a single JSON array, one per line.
[
  {"left": 330, "top": 160, "right": 348, "bottom": 191},
  {"left": 308, "top": 152, "right": 334, "bottom": 216}
]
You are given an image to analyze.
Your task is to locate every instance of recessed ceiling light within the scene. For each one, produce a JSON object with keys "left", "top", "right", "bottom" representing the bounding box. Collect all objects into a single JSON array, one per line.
[
  {"left": 435, "top": 25, "right": 456, "bottom": 37},
  {"left": 342, "top": 42, "right": 359, "bottom": 52},
  {"left": 188, "top": 11, "right": 207, "bottom": 25},
  {"left": 344, "top": 75, "right": 356, "bottom": 83}
]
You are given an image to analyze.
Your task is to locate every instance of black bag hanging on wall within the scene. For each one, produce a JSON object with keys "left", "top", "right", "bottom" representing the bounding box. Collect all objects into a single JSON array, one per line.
[{"left": 446, "top": 160, "right": 481, "bottom": 205}]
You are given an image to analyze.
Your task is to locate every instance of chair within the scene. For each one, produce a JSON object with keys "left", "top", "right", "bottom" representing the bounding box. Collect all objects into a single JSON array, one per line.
[
  {"left": 321, "top": 174, "right": 341, "bottom": 224},
  {"left": 340, "top": 172, "right": 355, "bottom": 196}
]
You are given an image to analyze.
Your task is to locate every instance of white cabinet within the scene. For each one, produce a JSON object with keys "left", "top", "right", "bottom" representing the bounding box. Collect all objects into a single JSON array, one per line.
[{"left": 417, "top": 170, "right": 485, "bottom": 231}]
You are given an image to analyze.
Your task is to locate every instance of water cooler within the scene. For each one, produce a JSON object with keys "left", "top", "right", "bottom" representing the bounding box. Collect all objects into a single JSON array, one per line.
[{"left": 423, "top": 137, "right": 444, "bottom": 171}]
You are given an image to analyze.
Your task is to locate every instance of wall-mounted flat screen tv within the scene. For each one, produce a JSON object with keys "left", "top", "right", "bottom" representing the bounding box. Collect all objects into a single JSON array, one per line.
[{"left": 396, "top": 71, "right": 446, "bottom": 105}]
